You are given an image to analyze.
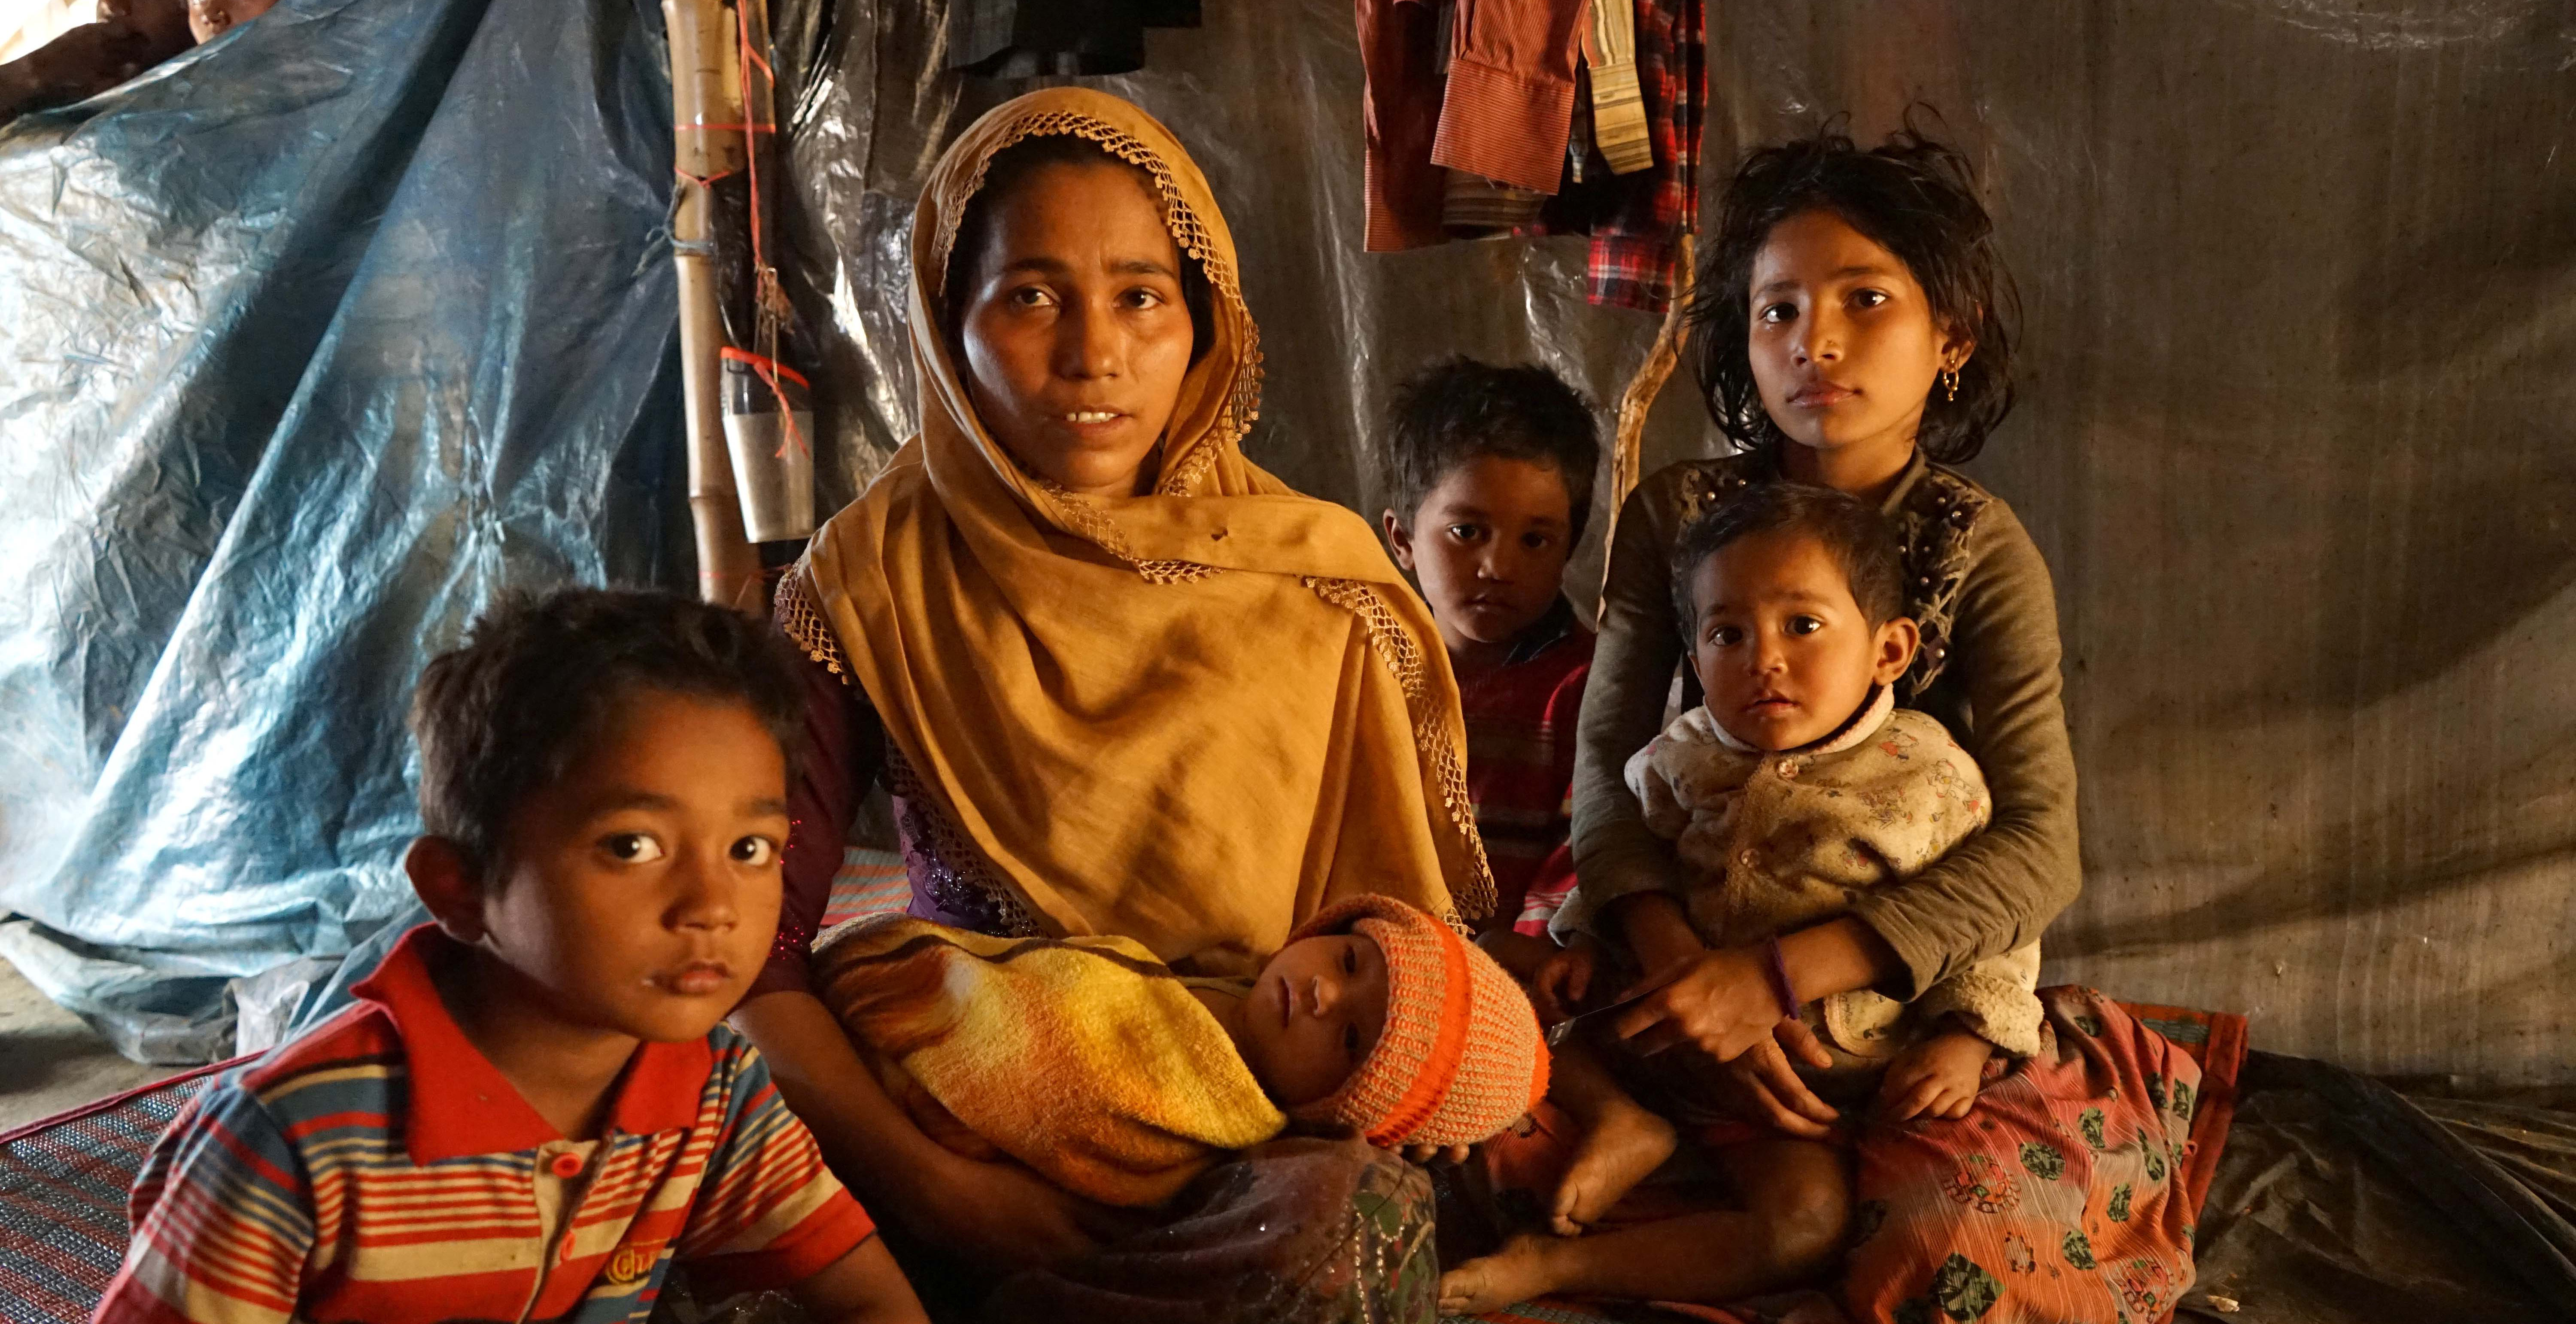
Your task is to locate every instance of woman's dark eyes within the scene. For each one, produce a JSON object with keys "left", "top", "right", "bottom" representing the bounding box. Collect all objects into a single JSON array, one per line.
[{"left": 1121, "top": 287, "right": 1166, "bottom": 309}]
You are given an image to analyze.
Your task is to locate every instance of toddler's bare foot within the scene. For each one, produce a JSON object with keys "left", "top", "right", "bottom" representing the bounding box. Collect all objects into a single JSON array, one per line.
[
  {"left": 1550, "top": 1093, "right": 1676, "bottom": 1235},
  {"left": 1438, "top": 1232, "right": 1558, "bottom": 1317}
]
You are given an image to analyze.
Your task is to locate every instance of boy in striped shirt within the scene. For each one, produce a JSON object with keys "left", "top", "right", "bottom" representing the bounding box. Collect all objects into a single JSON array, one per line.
[{"left": 94, "top": 589, "right": 926, "bottom": 1324}]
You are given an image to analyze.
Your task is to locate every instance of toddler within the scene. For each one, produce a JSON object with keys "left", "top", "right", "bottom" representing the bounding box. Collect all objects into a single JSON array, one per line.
[
  {"left": 94, "top": 589, "right": 925, "bottom": 1324},
  {"left": 1379, "top": 356, "right": 1600, "bottom": 962},
  {"left": 1441, "top": 484, "right": 2041, "bottom": 1313},
  {"left": 810, "top": 893, "right": 1549, "bottom": 1208}
]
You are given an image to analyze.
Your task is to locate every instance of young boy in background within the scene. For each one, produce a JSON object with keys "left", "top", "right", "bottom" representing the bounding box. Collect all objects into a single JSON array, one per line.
[
  {"left": 94, "top": 589, "right": 925, "bottom": 1324},
  {"left": 1379, "top": 357, "right": 1601, "bottom": 966}
]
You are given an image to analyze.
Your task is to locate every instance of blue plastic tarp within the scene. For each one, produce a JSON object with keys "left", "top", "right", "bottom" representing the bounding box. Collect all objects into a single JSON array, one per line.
[{"left": 0, "top": 0, "right": 687, "bottom": 1061}]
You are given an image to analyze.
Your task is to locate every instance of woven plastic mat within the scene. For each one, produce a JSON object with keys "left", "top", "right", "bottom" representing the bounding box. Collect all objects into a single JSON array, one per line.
[{"left": 0, "top": 1060, "right": 234, "bottom": 1324}]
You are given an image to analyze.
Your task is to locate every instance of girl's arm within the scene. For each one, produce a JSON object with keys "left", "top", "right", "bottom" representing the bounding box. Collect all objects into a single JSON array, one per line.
[
  {"left": 1845, "top": 500, "right": 2081, "bottom": 996},
  {"left": 1565, "top": 472, "right": 1696, "bottom": 927}
]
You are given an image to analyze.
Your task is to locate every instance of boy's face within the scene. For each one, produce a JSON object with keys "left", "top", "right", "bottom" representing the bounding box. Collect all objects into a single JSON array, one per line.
[
  {"left": 1687, "top": 531, "right": 1918, "bottom": 752},
  {"left": 1237, "top": 931, "right": 1389, "bottom": 1108},
  {"left": 425, "top": 689, "right": 790, "bottom": 1047},
  {"left": 1382, "top": 455, "right": 1576, "bottom": 660}
]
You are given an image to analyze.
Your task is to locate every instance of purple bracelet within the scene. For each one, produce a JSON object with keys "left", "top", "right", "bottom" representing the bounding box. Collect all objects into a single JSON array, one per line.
[{"left": 1762, "top": 938, "right": 1800, "bottom": 1019}]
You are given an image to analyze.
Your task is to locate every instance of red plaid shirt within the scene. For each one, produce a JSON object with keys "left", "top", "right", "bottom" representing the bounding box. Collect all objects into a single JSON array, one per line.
[{"left": 1456, "top": 599, "right": 1593, "bottom": 936}]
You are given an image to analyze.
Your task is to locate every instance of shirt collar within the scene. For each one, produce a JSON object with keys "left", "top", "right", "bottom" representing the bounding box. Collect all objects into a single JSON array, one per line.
[
  {"left": 1873, "top": 449, "right": 1933, "bottom": 517},
  {"left": 1709, "top": 683, "right": 1897, "bottom": 757},
  {"left": 1501, "top": 595, "right": 1582, "bottom": 667},
  {"left": 1738, "top": 446, "right": 1928, "bottom": 517},
  {"left": 351, "top": 924, "right": 716, "bottom": 1163}
]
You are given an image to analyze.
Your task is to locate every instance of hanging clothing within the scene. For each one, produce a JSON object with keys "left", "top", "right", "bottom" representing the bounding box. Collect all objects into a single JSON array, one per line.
[
  {"left": 780, "top": 87, "right": 1491, "bottom": 981},
  {"left": 947, "top": 0, "right": 1202, "bottom": 78},
  {"left": 1355, "top": 0, "right": 1707, "bottom": 313},
  {"left": 1529, "top": 0, "right": 1703, "bottom": 311},
  {"left": 1581, "top": 0, "right": 1653, "bottom": 175},
  {"left": 1361, "top": 0, "right": 1588, "bottom": 249},
  {"left": 1430, "top": 0, "right": 1592, "bottom": 195}
]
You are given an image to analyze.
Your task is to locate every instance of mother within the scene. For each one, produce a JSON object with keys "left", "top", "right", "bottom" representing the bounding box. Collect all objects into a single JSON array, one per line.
[{"left": 731, "top": 88, "right": 1485, "bottom": 1314}]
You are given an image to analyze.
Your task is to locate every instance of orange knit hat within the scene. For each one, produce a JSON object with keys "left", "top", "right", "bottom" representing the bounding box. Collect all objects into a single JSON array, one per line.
[{"left": 1284, "top": 895, "right": 1549, "bottom": 1148}]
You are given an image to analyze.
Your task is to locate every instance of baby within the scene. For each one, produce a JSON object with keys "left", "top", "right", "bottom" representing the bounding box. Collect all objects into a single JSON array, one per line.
[
  {"left": 1441, "top": 483, "right": 2041, "bottom": 1312},
  {"left": 811, "top": 893, "right": 1549, "bottom": 1208}
]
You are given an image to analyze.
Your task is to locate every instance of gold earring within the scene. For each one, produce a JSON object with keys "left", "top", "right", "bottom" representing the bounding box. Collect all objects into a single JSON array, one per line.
[{"left": 1941, "top": 368, "right": 1959, "bottom": 402}]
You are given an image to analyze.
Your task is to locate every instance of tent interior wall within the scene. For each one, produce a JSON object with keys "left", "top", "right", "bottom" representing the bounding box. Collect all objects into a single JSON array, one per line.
[
  {"left": 786, "top": 0, "right": 2576, "bottom": 1091},
  {"left": 0, "top": 0, "right": 2567, "bottom": 1099}
]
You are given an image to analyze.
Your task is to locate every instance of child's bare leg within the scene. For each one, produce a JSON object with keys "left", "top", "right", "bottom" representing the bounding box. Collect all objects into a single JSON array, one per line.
[
  {"left": 1438, "top": 1137, "right": 1851, "bottom": 1314},
  {"left": 1545, "top": 1040, "right": 1676, "bottom": 1234}
]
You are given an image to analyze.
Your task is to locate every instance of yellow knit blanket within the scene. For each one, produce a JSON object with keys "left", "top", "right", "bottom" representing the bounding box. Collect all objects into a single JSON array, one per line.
[{"left": 810, "top": 916, "right": 1288, "bottom": 1208}]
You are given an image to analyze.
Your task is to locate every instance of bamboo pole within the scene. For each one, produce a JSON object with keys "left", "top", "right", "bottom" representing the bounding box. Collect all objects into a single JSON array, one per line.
[
  {"left": 1598, "top": 232, "right": 1695, "bottom": 618},
  {"left": 664, "top": 0, "right": 762, "bottom": 613}
]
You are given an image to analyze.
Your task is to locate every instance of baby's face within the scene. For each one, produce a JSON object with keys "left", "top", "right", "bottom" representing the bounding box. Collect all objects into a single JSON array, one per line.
[
  {"left": 1236, "top": 932, "right": 1390, "bottom": 1108},
  {"left": 1687, "top": 531, "right": 1916, "bottom": 751}
]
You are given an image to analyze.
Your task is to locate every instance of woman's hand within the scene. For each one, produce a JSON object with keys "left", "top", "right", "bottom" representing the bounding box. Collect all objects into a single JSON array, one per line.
[
  {"left": 1713, "top": 1019, "right": 1841, "bottom": 1139},
  {"left": 1610, "top": 945, "right": 1789, "bottom": 1063},
  {"left": 921, "top": 1150, "right": 1149, "bottom": 1272}
]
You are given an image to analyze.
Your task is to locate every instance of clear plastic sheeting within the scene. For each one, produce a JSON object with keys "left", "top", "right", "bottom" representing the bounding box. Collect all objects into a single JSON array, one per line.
[
  {"left": 776, "top": 0, "right": 2576, "bottom": 1085},
  {"left": 0, "top": 0, "right": 688, "bottom": 1061},
  {"left": 6, "top": 0, "right": 2570, "bottom": 1081}
]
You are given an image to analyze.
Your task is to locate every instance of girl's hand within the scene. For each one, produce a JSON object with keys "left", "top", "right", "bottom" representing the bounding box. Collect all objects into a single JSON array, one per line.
[
  {"left": 1610, "top": 945, "right": 1786, "bottom": 1063},
  {"left": 1713, "top": 1020, "right": 1840, "bottom": 1139},
  {"left": 1877, "top": 1030, "right": 1994, "bottom": 1122},
  {"left": 1529, "top": 935, "right": 1605, "bottom": 1023}
]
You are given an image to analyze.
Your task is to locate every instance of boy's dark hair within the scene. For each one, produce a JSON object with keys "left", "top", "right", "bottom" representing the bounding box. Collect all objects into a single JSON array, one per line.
[
  {"left": 943, "top": 133, "right": 1215, "bottom": 364},
  {"left": 410, "top": 588, "right": 803, "bottom": 882},
  {"left": 1670, "top": 483, "right": 1907, "bottom": 631},
  {"left": 1687, "top": 115, "right": 2019, "bottom": 465},
  {"left": 1381, "top": 357, "right": 1602, "bottom": 541}
]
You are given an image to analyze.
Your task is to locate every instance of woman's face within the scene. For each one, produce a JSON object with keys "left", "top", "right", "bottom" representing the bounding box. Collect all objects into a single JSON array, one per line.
[
  {"left": 1746, "top": 209, "right": 1968, "bottom": 464},
  {"left": 954, "top": 161, "right": 1196, "bottom": 497}
]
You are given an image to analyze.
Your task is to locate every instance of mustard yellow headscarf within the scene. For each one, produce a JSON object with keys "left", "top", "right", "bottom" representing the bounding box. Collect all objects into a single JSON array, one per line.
[{"left": 779, "top": 88, "right": 1490, "bottom": 976}]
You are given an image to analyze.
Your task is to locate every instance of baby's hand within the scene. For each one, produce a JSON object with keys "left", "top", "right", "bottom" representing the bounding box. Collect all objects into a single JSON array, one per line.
[
  {"left": 1877, "top": 1029, "right": 1995, "bottom": 1122},
  {"left": 1530, "top": 935, "right": 1605, "bottom": 1024}
]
